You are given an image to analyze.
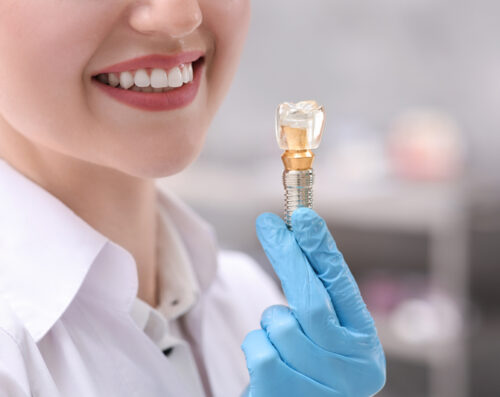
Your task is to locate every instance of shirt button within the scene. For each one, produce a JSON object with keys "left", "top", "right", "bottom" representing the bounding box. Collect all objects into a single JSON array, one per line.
[{"left": 163, "top": 347, "right": 174, "bottom": 357}]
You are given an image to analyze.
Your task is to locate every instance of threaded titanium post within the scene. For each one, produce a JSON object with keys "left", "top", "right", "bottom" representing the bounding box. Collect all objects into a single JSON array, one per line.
[{"left": 283, "top": 169, "right": 314, "bottom": 229}]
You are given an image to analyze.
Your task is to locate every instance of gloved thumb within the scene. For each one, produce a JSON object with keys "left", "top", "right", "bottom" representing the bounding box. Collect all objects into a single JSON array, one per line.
[{"left": 240, "top": 385, "right": 251, "bottom": 397}]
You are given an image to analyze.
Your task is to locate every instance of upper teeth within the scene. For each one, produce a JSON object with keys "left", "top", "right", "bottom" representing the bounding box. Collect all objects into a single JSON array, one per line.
[{"left": 97, "top": 63, "right": 194, "bottom": 91}]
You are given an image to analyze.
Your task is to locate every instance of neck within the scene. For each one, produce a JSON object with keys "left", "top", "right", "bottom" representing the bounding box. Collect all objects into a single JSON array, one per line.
[{"left": 0, "top": 125, "right": 159, "bottom": 307}]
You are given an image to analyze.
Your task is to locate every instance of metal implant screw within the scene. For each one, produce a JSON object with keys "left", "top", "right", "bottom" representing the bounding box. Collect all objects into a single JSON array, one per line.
[{"left": 283, "top": 169, "right": 314, "bottom": 229}]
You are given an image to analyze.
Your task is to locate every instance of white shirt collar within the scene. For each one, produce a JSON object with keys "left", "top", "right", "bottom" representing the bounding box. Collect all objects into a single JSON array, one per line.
[{"left": 0, "top": 158, "right": 218, "bottom": 342}]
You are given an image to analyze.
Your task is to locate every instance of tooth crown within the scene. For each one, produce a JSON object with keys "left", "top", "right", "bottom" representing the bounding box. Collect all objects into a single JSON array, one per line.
[
  {"left": 276, "top": 100, "right": 325, "bottom": 151},
  {"left": 98, "top": 63, "right": 194, "bottom": 92}
]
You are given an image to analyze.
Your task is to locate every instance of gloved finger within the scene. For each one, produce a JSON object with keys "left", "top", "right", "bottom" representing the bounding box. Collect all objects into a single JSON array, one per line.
[
  {"left": 241, "top": 329, "right": 336, "bottom": 397},
  {"left": 260, "top": 305, "right": 344, "bottom": 389},
  {"left": 256, "top": 213, "right": 340, "bottom": 351},
  {"left": 260, "top": 305, "right": 387, "bottom": 395},
  {"left": 240, "top": 385, "right": 251, "bottom": 397},
  {"left": 291, "top": 208, "right": 375, "bottom": 334},
  {"left": 241, "top": 329, "right": 280, "bottom": 380}
]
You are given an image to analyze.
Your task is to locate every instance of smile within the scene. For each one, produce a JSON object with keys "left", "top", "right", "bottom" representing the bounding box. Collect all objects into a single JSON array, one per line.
[{"left": 91, "top": 52, "right": 205, "bottom": 111}]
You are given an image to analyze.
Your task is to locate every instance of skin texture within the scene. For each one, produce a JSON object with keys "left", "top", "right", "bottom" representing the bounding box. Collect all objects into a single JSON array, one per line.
[{"left": 0, "top": 0, "right": 251, "bottom": 307}]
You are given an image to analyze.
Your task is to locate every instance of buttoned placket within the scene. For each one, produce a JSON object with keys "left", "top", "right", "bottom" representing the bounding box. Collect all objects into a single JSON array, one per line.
[
  {"left": 129, "top": 297, "right": 206, "bottom": 397},
  {"left": 127, "top": 199, "right": 207, "bottom": 396}
]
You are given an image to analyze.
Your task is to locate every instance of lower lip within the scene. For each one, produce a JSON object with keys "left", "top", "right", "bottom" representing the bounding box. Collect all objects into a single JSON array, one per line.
[{"left": 91, "top": 60, "right": 204, "bottom": 112}]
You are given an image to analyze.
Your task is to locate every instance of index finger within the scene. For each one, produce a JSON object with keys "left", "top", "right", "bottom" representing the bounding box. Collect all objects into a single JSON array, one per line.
[
  {"left": 256, "top": 212, "right": 341, "bottom": 351},
  {"left": 291, "top": 208, "right": 376, "bottom": 334}
]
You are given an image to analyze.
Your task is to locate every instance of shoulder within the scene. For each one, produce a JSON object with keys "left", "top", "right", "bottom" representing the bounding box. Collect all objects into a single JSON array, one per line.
[
  {"left": 0, "top": 298, "right": 61, "bottom": 396},
  {"left": 195, "top": 251, "right": 287, "bottom": 397},
  {"left": 0, "top": 299, "right": 32, "bottom": 396},
  {"left": 0, "top": 297, "right": 29, "bottom": 347}
]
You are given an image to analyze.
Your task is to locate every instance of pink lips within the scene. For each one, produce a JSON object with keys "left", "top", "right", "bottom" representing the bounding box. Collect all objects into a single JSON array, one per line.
[
  {"left": 91, "top": 51, "right": 205, "bottom": 112},
  {"left": 92, "top": 51, "right": 204, "bottom": 75}
]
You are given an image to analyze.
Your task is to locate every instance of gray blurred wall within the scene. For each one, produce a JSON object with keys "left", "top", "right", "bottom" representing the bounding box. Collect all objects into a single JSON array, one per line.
[
  {"left": 168, "top": 3, "right": 500, "bottom": 395},
  {"left": 199, "top": 0, "right": 500, "bottom": 185}
]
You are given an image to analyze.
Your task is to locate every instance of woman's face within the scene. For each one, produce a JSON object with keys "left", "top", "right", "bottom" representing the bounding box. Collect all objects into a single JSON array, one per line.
[{"left": 0, "top": 0, "right": 250, "bottom": 177}]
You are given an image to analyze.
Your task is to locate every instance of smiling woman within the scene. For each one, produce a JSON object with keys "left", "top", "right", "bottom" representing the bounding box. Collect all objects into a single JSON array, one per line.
[{"left": 0, "top": 1, "right": 386, "bottom": 397}]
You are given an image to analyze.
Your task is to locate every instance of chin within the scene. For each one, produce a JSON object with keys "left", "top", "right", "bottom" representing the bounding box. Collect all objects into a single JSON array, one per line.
[{"left": 112, "top": 143, "right": 204, "bottom": 179}]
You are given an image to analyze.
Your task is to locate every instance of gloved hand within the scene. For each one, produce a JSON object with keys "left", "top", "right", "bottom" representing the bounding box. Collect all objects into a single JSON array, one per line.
[{"left": 241, "top": 208, "right": 386, "bottom": 397}]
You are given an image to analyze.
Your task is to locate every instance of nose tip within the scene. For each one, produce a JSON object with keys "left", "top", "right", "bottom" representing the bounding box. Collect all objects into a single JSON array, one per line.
[
  {"left": 169, "top": 6, "right": 203, "bottom": 38},
  {"left": 129, "top": 0, "right": 203, "bottom": 38}
]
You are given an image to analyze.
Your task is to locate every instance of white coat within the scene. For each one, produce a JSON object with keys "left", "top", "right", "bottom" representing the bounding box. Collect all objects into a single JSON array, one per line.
[{"left": 0, "top": 158, "right": 286, "bottom": 397}]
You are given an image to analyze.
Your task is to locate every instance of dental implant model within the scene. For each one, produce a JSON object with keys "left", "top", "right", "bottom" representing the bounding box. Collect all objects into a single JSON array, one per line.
[{"left": 276, "top": 100, "right": 326, "bottom": 229}]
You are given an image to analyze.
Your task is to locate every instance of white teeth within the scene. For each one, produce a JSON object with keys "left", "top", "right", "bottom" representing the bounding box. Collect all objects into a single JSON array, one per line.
[
  {"left": 168, "top": 67, "right": 183, "bottom": 88},
  {"left": 181, "top": 65, "right": 190, "bottom": 84},
  {"left": 134, "top": 69, "right": 150, "bottom": 87},
  {"left": 188, "top": 63, "right": 193, "bottom": 81},
  {"left": 119, "top": 71, "right": 134, "bottom": 89},
  {"left": 150, "top": 68, "right": 168, "bottom": 88},
  {"left": 100, "top": 62, "right": 195, "bottom": 91},
  {"left": 108, "top": 72, "right": 120, "bottom": 87}
]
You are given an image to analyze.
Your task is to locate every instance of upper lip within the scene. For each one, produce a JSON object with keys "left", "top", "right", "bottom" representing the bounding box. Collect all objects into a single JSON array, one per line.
[{"left": 91, "top": 50, "right": 205, "bottom": 76}]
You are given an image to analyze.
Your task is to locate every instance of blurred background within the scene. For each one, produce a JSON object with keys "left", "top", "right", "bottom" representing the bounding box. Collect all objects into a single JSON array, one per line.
[{"left": 160, "top": 1, "right": 500, "bottom": 395}]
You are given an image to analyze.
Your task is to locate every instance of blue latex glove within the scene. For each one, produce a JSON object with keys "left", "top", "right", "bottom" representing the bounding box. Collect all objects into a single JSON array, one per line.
[{"left": 241, "top": 208, "right": 386, "bottom": 397}]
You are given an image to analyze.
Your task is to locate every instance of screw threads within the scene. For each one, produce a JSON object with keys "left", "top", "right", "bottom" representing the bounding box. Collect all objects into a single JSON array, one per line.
[{"left": 283, "top": 169, "right": 314, "bottom": 229}]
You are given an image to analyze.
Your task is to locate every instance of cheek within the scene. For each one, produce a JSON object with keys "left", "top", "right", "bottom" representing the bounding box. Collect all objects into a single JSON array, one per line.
[
  {"left": 0, "top": 2, "right": 116, "bottom": 151},
  {"left": 202, "top": 0, "right": 251, "bottom": 104},
  {"left": 204, "top": 0, "right": 251, "bottom": 38}
]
